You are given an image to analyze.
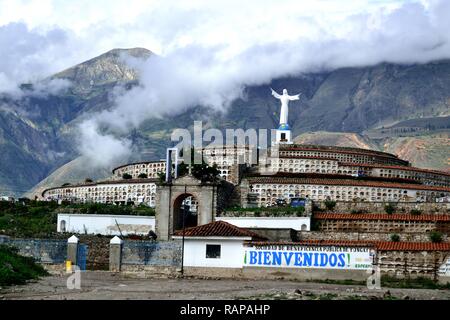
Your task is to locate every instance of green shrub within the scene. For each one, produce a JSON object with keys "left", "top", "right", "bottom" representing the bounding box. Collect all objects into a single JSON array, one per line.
[
  {"left": 324, "top": 200, "right": 337, "bottom": 211},
  {"left": 410, "top": 209, "right": 422, "bottom": 215},
  {"left": 384, "top": 203, "right": 396, "bottom": 214},
  {"left": 390, "top": 234, "right": 400, "bottom": 242},
  {"left": 138, "top": 173, "right": 148, "bottom": 179},
  {"left": 381, "top": 275, "right": 449, "bottom": 289},
  {"left": 122, "top": 173, "right": 133, "bottom": 179},
  {"left": 429, "top": 231, "right": 443, "bottom": 243},
  {"left": 0, "top": 245, "right": 48, "bottom": 286}
]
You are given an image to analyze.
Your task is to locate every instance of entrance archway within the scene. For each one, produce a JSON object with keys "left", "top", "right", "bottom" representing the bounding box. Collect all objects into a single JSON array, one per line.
[
  {"left": 155, "top": 175, "right": 218, "bottom": 240},
  {"left": 173, "top": 194, "right": 198, "bottom": 231}
]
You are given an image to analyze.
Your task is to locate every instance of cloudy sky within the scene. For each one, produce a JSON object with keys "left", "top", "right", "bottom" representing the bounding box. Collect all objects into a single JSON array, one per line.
[
  {"left": 1, "top": 0, "right": 449, "bottom": 88},
  {"left": 1, "top": 0, "right": 449, "bottom": 165}
]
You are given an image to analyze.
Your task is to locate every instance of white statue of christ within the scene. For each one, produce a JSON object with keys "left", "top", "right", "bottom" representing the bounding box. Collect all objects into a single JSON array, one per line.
[{"left": 271, "top": 88, "right": 301, "bottom": 126}]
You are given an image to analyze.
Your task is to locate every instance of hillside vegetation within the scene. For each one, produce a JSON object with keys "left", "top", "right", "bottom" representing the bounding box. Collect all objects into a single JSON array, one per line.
[
  {"left": 0, "top": 200, "right": 155, "bottom": 238},
  {"left": 0, "top": 245, "right": 48, "bottom": 287}
]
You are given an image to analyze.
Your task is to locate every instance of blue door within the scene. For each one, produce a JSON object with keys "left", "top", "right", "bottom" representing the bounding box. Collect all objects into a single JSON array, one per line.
[{"left": 77, "top": 244, "right": 88, "bottom": 271}]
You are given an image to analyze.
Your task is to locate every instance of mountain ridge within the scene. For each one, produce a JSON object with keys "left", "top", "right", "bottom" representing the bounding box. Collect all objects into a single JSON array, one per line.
[{"left": 1, "top": 48, "right": 449, "bottom": 197}]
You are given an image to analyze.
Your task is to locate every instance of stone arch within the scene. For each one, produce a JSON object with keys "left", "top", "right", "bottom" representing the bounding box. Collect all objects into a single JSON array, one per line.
[
  {"left": 155, "top": 175, "right": 218, "bottom": 240},
  {"left": 173, "top": 193, "right": 199, "bottom": 231}
]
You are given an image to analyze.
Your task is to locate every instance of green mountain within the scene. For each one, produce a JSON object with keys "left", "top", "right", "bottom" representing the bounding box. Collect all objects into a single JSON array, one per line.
[{"left": 1, "top": 48, "right": 449, "bottom": 197}]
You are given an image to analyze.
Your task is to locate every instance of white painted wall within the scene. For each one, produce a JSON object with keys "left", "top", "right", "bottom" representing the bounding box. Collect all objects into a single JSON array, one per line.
[
  {"left": 57, "top": 214, "right": 155, "bottom": 236},
  {"left": 216, "top": 216, "right": 310, "bottom": 231},
  {"left": 439, "top": 256, "right": 450, "bottom": 276},
  {"left": 183, "top": 239, "right": 245, "bottom": 268}
]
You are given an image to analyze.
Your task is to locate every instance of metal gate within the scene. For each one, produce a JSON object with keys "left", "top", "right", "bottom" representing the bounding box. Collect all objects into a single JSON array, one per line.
[{"left": 77, "top": 244, "right": 88, "bottom": 271}]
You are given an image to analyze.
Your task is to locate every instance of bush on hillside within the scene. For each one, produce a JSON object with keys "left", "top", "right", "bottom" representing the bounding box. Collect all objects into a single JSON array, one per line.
[{"left": 0, "top": 245, "right": 48, "bottom": 286}]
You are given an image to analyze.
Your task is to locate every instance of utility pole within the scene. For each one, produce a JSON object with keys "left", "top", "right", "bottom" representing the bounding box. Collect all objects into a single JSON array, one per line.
[{"left": 180, "top": 185, "right": 187, "bottom": 276}]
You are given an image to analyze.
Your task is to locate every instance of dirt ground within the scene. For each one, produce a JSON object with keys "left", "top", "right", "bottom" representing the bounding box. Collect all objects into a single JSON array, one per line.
[{"left": 1, "top": 271, "right": 450, "bottom": 300}]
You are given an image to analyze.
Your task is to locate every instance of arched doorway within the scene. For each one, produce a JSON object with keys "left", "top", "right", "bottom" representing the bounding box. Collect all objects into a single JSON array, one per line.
[
  {"left": 60, "top": 220, "right": 66, "bottom": 232},
  {"left": 173, "top": 194, "right": 198, "bottom": 231}
]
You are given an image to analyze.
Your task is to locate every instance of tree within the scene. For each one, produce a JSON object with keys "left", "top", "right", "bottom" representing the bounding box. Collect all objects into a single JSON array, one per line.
[
  {"left": 138, "top": 173, "right": 148, "bottom": 179},
  {"left": 384, "top": 203, "right": 396, "bottom": 214},
  {"left": 157, "top": 171, "right": 166, "bottom": 184},
  {"left": 177, "top": 147, "right": 220, "bottom": 183},
  {"left": 84, "top": 178, "right": 93, "bottom": 183},
  {"left": 429, "top": 231, "right": 443, "bottom": 243},
  {"left": 390, "top": 234, "right": 400, "bottom": 242},
  {"left": 122, "top": 173, "right": 132, "bottom": 180},
  {"left": 324, "top": 200, "right": 336, "bottom": 211}
]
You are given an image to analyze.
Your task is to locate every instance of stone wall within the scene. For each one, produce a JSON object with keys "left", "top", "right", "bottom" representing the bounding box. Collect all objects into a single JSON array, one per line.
[
  {"left": 299, "top": 231, "right": 448, "bottom": 242},
  {"left": 121, "top": 265, "right": 179, "bottom": 277},
  {"left": 121, "top": 240, "right": 181, "bottom": 267},
  {"left": 315, "top": 201, "right": 450, "bottom": 215},
  {"left": 77, "top": 235, "right": 111, "bottom": 270}
]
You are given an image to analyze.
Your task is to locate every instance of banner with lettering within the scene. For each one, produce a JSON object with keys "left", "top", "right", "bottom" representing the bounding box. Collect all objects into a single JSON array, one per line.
[{"left": 244, "top": 245, "right": 374, "bottom": 270}]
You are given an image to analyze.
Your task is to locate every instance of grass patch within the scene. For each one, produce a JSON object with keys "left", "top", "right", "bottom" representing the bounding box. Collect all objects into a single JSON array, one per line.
[
  {"left": 381, "top": 275, "right": 450, "bottom": 290},
  {"left": 0, "top": 245, "right": 48, "bottom": 287}
]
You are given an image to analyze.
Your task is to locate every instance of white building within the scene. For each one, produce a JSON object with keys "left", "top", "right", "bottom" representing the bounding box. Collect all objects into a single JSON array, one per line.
[
  {"left": 43, "top": 179, "right": 158, "bottom": 206},
  {"left": 57, "top": 213, "right": 155, "bottom": 236},
  {"left": 172, "top": 220, "right": 265, "bottom": 268}
]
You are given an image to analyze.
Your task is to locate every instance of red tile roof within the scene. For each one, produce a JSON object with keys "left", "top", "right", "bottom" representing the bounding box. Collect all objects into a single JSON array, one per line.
[
  {"left": 173, "top": 220, "right": 267, "bottom": 240},
  {"left": 112, "top": 161, "right": 166, "bottom": 173},
  {"left": 278, "top": 155, "right": 340, "bottom": 161},
  {"left": 279, "top": 144, "right": 405, "bottom": 160},
  {"left": 314, "top": 213, "right": 450, "bottom": 222},
  {"left": 247, "top": 176, "right": 450, "bottom": 192},
  {"left": 248, "top": 240, "right": 450, "bottom": 251},
  {"left": 340, "top": 162, "right": 450, "bottom": 177}
]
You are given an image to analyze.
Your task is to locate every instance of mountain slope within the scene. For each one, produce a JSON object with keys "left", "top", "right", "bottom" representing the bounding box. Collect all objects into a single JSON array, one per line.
[
  {"left": 0, "top": 48, "right": 152, "bottom": 196},
  {"left": 1, "top": 49, "right": 449, "bottom": 197},
  {"left": 294, "top": 131, "right": 449, "bottom": 172}
]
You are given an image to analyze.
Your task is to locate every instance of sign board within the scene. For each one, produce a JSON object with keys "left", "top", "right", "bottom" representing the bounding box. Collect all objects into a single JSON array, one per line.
[{"left": 244, "top": 244, "right": 374, "bottom": 270}]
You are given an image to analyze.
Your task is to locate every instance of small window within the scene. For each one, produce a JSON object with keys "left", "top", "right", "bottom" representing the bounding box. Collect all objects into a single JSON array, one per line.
[
  {"left": 206, "top": 244, "right": 221, "bottom": 259},
  {"left": 60, "top": 220, "right": 66, "bottom": 232}
]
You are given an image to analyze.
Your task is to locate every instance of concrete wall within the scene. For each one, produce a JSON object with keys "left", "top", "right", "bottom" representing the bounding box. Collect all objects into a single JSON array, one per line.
[
  {"left": 183, "top": 239, "right": 245, "bottom": 268},
  {"left": 4, "top": 238, "right": 67, "bottom": 264},
  {"left": 216, "top": 216, "right": 310, "bottom": 231},
  {"left": 57, "top": 214, "right": 155, "bottom": 236}
]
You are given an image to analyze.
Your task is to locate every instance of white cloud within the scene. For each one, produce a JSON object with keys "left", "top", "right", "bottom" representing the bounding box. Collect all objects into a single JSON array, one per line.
[{"left": 1, "top": 0, "right": 450, "bottom": 165}]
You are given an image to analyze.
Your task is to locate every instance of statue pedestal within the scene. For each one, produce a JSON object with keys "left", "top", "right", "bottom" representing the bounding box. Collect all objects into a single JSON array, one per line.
[{"left": 275, "top": 124, "right": 293, "bottom": 144}]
